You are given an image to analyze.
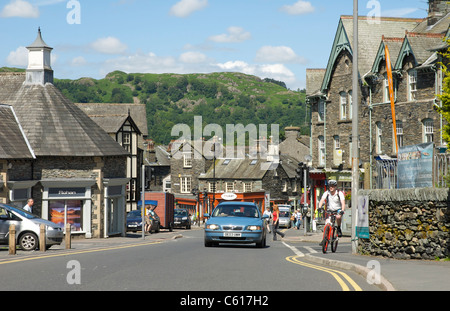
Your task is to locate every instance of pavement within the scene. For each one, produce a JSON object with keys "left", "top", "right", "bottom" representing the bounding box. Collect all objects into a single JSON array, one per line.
[
  {"left": 280, "top": 226, "right": 450, "bottom": 291},
  {"left": 1, "top": 226, "right": 449, "bottom": 291}
]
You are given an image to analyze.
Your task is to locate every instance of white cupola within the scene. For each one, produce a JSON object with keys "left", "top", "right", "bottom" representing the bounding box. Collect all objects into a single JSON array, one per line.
[{"left": 25, "top": 28, "right": 53, "bottom": 85}]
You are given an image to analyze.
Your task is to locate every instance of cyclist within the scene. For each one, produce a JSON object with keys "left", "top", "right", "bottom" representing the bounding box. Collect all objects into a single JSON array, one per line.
[{"left": 318, "top": 179, "right": 345, "bottom": 238}]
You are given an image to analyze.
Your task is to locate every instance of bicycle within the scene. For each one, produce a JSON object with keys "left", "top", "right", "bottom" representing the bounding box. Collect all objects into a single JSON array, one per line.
[{"left": 321, "top": 210, "right": 341, "bottom": 254}]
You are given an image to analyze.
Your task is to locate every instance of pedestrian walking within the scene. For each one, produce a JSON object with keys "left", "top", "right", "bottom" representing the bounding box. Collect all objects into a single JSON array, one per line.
[
  {"left": 272, "top": 204, "right": 285, "bottom": 241},
  {"left": 295, "top": 209, "right": 302, "bottom": 229},
  {"left": 263, "top": 207, "right": 272, "bottom": 233},
  {"left": 23, "top": 198, "right": 34, "bottom": 214}
]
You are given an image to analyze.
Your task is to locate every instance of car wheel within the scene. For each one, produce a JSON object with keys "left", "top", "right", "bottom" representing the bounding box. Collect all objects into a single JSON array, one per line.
[
  {"left": 19, "top": 232, "right": 38, "bottom": 251},
  {"left": 256, "top": 236, "right": 266, "bottom": 248},
  {"left": 204, "top": 239, "right": 212, "bottom": 247}
]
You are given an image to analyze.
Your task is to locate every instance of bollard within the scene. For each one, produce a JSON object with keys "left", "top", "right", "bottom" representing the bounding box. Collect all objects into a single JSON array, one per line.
[
  {"left": 9, "top": 224, "right": 16, "bottom": 255},
  {"left": 40, "top": 224, "right": 46, "bottom": 252},
  {"left": 65, "top": 223, "right": 71, "bottom": 249}
]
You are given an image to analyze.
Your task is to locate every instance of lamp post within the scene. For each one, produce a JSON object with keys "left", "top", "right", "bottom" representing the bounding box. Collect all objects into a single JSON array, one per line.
[{"left": 351, "top": 0, "right": 359, "bottom": 254}]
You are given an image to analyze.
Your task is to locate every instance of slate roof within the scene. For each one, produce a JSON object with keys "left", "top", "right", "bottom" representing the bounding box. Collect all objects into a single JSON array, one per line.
[
  {"left": 306, "top": 69, "right": 326, "bottom": 97},
  {"left": 75, "top": 103, "right": 148, "bottom": 136},
  {"left": 0, "top": 104, "right": 34, "bottom": 159},
  {"left": 200, "top": 157, "right": 268, "bottom": 180},
  {"left": 0, "top": 73, "right": 129, "bottom": 157},
  {"left": 340, "top": 15, "right": 423, "bottom": 78}
]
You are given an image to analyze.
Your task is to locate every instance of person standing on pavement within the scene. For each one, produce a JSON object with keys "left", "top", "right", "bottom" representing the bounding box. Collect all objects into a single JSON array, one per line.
[
  {"left": 23, "top": 198, "right": 34, "bottom": 214},
  {"left": 263, "top": 207, "right": 272, "bottom": 233},
  {"left": 272, "top": 204, "right": 285, "bottom": 241}
]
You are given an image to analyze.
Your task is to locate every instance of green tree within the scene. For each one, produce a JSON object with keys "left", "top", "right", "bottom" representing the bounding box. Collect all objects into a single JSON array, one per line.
[{"left": 438, "top": 39, "right": 450, "bottom": 144}]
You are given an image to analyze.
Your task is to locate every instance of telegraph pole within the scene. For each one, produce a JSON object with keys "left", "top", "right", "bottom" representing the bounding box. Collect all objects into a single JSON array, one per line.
[{"left": 351, "top": 0, "right": 359, "bottom": 254}]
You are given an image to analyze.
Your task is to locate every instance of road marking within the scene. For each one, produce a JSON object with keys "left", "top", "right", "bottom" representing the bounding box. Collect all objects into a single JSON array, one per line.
[
  {"left": 286, "top": 255, "right": 362, "bottom": 291},
  {"left": 303, "top": 246, "right": 317, "bottom": 253},
  {"left": 282, "top": 241, "right": 305, "bottom": 257},
  {"left": 0, "top": 241, "right": 162, "bottom": 265}
]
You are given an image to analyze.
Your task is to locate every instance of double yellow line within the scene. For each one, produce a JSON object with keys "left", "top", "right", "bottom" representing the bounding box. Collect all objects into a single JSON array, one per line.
[
  {"left": 0, "top": 241, "right": 162, "bottom": 265},
  {"left": 286, "top": 256, "right": 362, "bottom": 291}
]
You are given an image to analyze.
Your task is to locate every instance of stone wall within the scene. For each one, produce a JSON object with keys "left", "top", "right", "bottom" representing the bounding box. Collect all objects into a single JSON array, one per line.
[{"left": 358, "top": 188, "right": 449, "bottom": 260}]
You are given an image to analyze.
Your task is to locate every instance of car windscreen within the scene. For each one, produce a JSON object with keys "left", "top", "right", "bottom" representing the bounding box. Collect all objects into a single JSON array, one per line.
[
  {"left": 127, "top": 210, "right": 141, "bottom": 218},
  {"left": 6, "top": 205, "right": 37, "bottom": 219},
  {"left": 212, "top": 205, "right": 259, "bottom": 218},
  {"left": 279, "top": 211, "right": 290, "bottom": 217},
  {"left": 174, "top": 209, "right": 188, "bottom": 216}
]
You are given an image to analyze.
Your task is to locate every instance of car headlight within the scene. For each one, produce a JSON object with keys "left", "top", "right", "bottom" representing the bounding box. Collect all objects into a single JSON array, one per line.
[
  {"left": 206, "top": 224, "right": 220, "bottom": 230},
  {"left": 182, "top": 217, "right": 188, "bottom": 220},
  {"left": 247, "top": 225, "right": 262, "bottom": 231}
]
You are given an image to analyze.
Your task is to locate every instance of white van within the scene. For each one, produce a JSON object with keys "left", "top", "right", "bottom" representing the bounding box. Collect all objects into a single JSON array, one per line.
[{"left": 278, "top": 205, "right": 292, "bottom": 228}]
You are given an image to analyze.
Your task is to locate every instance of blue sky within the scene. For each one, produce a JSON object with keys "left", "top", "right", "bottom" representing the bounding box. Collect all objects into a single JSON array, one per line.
[{"left": 0, "top": 0, "right": 429, "bottom": 90}]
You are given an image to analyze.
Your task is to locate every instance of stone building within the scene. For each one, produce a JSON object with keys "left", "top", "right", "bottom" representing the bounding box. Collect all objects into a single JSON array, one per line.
[
  {"left": 76, "top": 103, "right": 148, "bottom": 212},
  {"left": 0, "top": 29, "right": 129, "bottom": 238},
  {"left": 306, "top": 2, "right": 450, "bottom": 206}
]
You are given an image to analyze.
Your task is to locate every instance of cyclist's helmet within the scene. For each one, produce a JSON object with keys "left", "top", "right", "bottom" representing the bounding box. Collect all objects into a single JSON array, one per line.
[{"left": 328, "top": 179, "right": 337, "bottom": 186}]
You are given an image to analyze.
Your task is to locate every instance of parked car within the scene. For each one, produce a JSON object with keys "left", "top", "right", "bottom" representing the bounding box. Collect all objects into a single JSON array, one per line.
[
  {"left": 174, "top": 209, "right": 191, "bottom": 229},
  {"left": 126, "top": 210, "right": 143, "bottom": 232},
  {"left": 204, "top": 202, "right": 268, "bottom": 248},
  {"left": 278, "top": 205, "right": 292, "bottom": 228},
  {"left": 126, "top": 209, "right": 160, "bottom": 233},
  {"left": 0, "top": 203, "right": 64, "bottom": 251}
]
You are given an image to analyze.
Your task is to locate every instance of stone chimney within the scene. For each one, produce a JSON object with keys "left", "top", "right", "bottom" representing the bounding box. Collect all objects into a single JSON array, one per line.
[
  {"left": 427, "top": 0, "right": 450, "bottom": 26},
  {"left": 25, "top": 28, "right": 54, "bottom": 85}
]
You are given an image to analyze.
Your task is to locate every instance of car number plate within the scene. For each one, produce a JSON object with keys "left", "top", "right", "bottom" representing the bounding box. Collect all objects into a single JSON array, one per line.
[
  {"left": 224, "top": 232, "right": 241, "bottom": 237},
  {"left": 174, "top": 221, "right": 181, "bottom": 224}
]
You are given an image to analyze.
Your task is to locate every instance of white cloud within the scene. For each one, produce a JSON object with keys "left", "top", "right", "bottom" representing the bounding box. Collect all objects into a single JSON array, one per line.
[
  {"left": 216, "top": 61, "right": 296, "bottom": 86},
  {"left": 179, "top": 51, "right": 208, "bottom": 64},
  {"left": 170, "top": 0, "right": 208, "bottom": 18},
  {"left": 255, "top": 46, "right": 306, "bottom": 64},
  {"left": 280, "top": 1, "right": 314, "bottom": 15},
  {"left": 90, "top": 37, "right": 128, "bottom": 55},
  {"left": 381, "top": 8, "right": 418, "bottom": 17},
  {"left": 209, "top": 26, "right": 251, "bottom": 43},
  {"left": 0, "top": 0, "right": 39, "bottom": 18},
  {"left": 6, "top": 46, "right": 28, "bottom": 67},
  {"left": 71, "top": 56, "right": 87, "bottom": 67}
]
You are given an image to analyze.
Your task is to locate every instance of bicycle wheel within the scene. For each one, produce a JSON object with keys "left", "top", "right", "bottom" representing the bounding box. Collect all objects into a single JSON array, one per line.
[
  {"left": 331, "top": 226, "right": 339, "bottom": 253},
  {"left": 322, "top": 225, "right": 329, "bottom": 253}
]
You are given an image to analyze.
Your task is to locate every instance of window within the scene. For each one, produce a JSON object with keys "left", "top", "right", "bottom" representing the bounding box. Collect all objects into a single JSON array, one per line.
[
  {"left": 180, "top": 177, "right": 192, "bottom": 193},
  {"left": 244, "top": 182, "right": 252, "bottom": 193},
  {"left": 183, "top": 152, "right": 193, "bottom": 168},
  {"left": 334, "top": 135, "right": 340, "bottom": 149},
  {"left": 318, "top": 136, "right": 325, "bottom": 166},
  {"left": 348, "top": 90, "right": 353, "bottom": 119},
  {"left": 226, "top": 182, "right": 234, "bottom": 192},
  {"left": 122, "top": 132, "right": 131, "bottom": 152},
  {"left": 208, "top": 181, "right": 217, "bottom": 193},
  {"left": 340, "top": 92, "right": 347, "bottom": 120},
  {"left": 423, "top": 119, "right": 434, "bottom": 143},
  {"left": 408, "top": 70, "right": 417, "bottom": 101},
  {"left": 49, "top": 200, "right": 83, "bottom": 232},
  {"left": 376, "top": 122, "right": 382, "bottom": 154},
  {"left": 318, "top": 100, "right": 324, "bottom": 122},
  {"left": 383, "top": 75, "right": 390, "bottom": 103},
  {"left": 395, "top": 120, "right": 403, "bottom": 149}
]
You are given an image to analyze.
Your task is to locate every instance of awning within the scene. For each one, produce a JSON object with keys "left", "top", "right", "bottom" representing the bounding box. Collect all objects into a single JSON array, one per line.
[{"left": 137, "top": 200, "right": 158, "bottom": 206}]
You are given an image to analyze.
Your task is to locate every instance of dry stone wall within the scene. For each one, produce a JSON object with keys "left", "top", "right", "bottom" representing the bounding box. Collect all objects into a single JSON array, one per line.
[{"left": 358, "top": 188, "right": 450, "bottom": 260}]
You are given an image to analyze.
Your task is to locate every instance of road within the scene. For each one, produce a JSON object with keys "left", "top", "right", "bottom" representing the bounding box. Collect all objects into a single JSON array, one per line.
[{"left": 0, "top": 228, "right": 379, "bottom": 293}]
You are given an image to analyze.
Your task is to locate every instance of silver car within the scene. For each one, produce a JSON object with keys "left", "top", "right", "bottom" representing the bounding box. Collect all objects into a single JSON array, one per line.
[{"left": 0, "top": 203, "right": 64, "bottom": 251}]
